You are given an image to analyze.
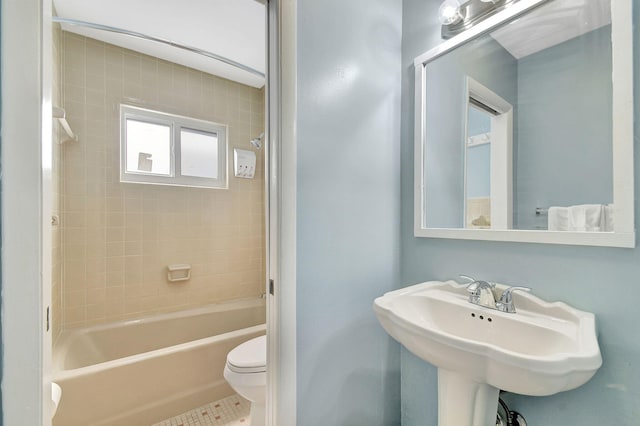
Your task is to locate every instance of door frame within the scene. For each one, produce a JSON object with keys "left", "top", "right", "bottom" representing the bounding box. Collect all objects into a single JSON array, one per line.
[
  {"left": 1, "top": 0, "right": 298, "bottom": 424},
  {"left": 1, "top": 0, "right": 53, "bottom": 424},
  {"left": 464, "top": 76, "right": 513, "bottom": 230},
  {"left": 265, "top": 0, "right": 297, "bottom": 425}
]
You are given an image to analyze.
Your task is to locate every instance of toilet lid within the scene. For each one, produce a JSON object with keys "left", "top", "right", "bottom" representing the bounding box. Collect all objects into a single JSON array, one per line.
[{"left": 227, "top": 335, "right": 266, "bottom": 373}]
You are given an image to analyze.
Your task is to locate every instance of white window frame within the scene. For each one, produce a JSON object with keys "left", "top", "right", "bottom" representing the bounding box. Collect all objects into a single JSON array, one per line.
[{"left": 120, "top": 104, "right": 228, "bottom": 189}]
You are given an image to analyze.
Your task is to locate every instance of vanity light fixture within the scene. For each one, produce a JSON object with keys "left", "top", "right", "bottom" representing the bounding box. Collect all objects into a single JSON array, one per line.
[
  {"left": 438, "top": 0, "right": 463, "bottom": 25},
  {"left": 439, "top": 0, "right": 519, "bottom": 39}
]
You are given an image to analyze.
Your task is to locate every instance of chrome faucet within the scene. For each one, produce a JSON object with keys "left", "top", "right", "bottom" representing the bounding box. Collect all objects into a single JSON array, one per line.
[
  {"left": 459, "top": 275, "right": 531, "bottom": 313},
  {"left": 495, "top": 286, "right": 531, "bottom": 313},
  {"left": 459, "top": 275, "right": 497, "bottom": 309}
]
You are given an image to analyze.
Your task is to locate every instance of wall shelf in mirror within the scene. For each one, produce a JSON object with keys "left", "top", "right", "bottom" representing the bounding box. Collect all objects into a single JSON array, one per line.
[{"left": 413, "top": 0, "right": 634, "bottom": 247}]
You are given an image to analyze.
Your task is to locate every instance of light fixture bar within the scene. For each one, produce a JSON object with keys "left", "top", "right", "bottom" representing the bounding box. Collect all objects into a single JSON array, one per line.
[{"left": 441, "top": 0, "right": 520, "bottom": 39}]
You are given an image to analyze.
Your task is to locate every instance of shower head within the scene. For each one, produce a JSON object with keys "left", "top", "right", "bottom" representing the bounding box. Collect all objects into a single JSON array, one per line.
[{"left": 250, "top": 132, "right": 264, "bottom": 149}]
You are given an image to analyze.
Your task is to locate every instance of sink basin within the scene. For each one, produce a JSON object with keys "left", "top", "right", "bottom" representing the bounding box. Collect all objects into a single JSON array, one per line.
[{"left": 374, "top": 280, "right": 601, "bottom": 425}]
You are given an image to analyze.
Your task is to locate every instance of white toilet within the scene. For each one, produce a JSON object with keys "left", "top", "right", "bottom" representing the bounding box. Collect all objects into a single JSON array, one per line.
[{"left": 224, "top": 335, "right": 266, "bottom": 426}]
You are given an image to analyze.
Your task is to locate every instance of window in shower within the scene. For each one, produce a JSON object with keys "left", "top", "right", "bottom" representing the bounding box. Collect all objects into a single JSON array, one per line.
[{"left": 120, "top": 104, "right": 228, "bottom": 189}]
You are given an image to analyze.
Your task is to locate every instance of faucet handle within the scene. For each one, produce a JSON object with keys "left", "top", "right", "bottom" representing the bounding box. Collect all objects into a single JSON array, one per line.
[
  {"left": 459, "top": 274, "right": 477, "bottom": 283},
  {"left": 459, "top": 275, "right": 495, "bottom": 290},
  {"left": 496, "top": 286, "right": 531, "bottom": 313},
  {"left": 499, "top": 286, "right": 531, "bottom": 301}
]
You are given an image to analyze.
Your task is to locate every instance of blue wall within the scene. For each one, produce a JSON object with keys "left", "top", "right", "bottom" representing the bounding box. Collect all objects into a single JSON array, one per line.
[
  {"left": 515, "top": 25, "right": 613, "bottom": 230},
  {"left": 466, "top": 144, "right": 490, "bottom": 198},
  {"left": 467, "top": 107, "right": 491, "bottom": 136},
  {"left": 296, "top": 0, "right": 403, "bottom": 424},
  {"left": 401, "top": 1, "right": 640, "bottom": 425},
  {"left": 467, "top": 107, "right": 491, "bottom": 199}
]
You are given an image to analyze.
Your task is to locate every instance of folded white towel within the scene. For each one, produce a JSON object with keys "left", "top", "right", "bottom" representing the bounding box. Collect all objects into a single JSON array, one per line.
[
  {"left": 568, "top": 204, "right": 604, "bottom": 232},
  {"left": 548, "top": 206, "right": 569, "bottom": 231},
  {"left": 603, "top": 204, "right": 614, "bottom": 232},
  {"left": 549, "top": 204, "right": 611, "bottom": 232}
]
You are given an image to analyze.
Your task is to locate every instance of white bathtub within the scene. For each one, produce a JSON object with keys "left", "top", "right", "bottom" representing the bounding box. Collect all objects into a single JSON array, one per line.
[{"left": 53, "top": 298, "right": 266, "bottom": 426}]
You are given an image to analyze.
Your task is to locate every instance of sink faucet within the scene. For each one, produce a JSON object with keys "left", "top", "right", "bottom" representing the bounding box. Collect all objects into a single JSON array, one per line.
[
  {"left": 495, "top": 286, "right": 531, "bottom": 313},
  {"left": 459, "top": 275, "right": 497, "bottom": 309},
  {"left": 459, "top": 275, "right": 531, "bottom": 313}
]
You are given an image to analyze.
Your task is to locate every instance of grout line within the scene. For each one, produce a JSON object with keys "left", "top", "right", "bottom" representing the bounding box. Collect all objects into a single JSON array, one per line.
[{"left": 151, "top": 393, "right": 250, "bottom": 426}]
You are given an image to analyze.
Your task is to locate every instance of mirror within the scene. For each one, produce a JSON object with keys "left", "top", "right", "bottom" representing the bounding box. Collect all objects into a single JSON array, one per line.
[
  {"left": 414, "top": 0, "right": 634, "bottom": 247},
  {"left": 465, "top": 100, "right": 494, "bottom": 230}
]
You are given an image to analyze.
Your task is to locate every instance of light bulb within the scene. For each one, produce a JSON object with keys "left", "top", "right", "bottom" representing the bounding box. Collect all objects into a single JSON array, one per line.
[{"left": 438, "top": 0, "right": 462, "bottom": 25}]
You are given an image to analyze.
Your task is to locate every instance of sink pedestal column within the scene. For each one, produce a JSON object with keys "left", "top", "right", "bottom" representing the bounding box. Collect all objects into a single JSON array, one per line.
[{"left": 437, "top": 369, "right": 500, "bottom": 426}]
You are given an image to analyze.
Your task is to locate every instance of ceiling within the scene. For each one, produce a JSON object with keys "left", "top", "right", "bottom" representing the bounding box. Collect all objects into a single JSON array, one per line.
[
  {"left": 53, "top": 0, "right": 266, "bottom": 88},
  {"left": 490, "top": 0, "right": 611, "bottom": 59}
]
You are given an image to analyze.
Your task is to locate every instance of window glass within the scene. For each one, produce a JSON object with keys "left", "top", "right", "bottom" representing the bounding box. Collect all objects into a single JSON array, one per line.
[
  {"left": 125, "top": 119, "right": 171, "bottom": 175},
  {"left": 180, "top": 128, "right": 219, "bottom": 179},
  {"left": 121, "top": 105, "right": 227, "bottom": 189}
]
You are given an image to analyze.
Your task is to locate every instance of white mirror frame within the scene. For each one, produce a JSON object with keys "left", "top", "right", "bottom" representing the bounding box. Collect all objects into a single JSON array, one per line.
[{"left": 413, "top": 0, "right": 635, "bottom": 247}]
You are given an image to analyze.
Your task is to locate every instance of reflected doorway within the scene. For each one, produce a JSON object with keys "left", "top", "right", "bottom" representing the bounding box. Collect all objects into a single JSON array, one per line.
[{"left": 464, "top": 77, "right": 513, "bottom": 230}]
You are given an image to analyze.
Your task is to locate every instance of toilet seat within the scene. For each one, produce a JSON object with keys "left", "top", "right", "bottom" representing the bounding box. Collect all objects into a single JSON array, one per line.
[{"left": 226, "top": 335, "right": 266, "bottom": 374}]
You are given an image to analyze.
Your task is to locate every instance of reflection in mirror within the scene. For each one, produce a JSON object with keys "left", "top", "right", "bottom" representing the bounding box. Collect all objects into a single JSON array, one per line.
[
  {"left": 465, "top": 102, "right": 492, "bottom": 229},
  {"left": 464, "top": 78, "right": 513, "bottom": 230},
  {"left": 422, "top": 0, "right": 616, "bottom": 232}
]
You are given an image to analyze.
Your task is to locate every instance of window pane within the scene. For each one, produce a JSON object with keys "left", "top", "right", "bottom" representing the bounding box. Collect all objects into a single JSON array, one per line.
[
  {"left": 126, "top": 119, "right": 171, "bottom": 175},
  {"left": 180, "top": 128, "right": 219, "bottom": 179}
]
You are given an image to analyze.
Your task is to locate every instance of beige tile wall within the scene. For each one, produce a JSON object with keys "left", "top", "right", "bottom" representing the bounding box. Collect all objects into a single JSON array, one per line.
[
  {"left": 52, "top": 22, "right": 63, "bottom": 342},
  {"left": 61, "top": 32, "right": 265, "bottom": 328}
]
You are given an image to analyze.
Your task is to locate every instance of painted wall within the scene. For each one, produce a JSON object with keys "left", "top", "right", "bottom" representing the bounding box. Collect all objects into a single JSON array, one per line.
[
  {"left": 60, "top": 33, "right": 265, "bottom": 329},
  {"left": 295, "top": 0, "right": 403, "bottom": 424},
  {"left": 466, "top": 107, "right": 491, "bottom": 199},
  {"left": 468, "top": 106, "right": 491, "bottom": 136},
  {"left": 466, "top": 144, "right": 490, "bottom": 198},
  {"left": 423, "top": 38, "right": 517, "bottom": 228},
  {"left": 516, "top": 25, "right": 613, "bottom": 230},
  {"left": 401, "top": 1, "right": 640, "bottom": 425}
]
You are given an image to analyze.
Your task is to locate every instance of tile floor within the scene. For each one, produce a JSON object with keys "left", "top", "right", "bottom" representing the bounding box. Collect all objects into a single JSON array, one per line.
[{"left": 152, "top": 394, "right": 251, "bottom": 426}]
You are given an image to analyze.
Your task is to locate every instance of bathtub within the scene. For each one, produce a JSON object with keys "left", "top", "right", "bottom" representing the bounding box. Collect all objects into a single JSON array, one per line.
[{"left": 53, "top": 298, "right": 266, "bottom": 426}]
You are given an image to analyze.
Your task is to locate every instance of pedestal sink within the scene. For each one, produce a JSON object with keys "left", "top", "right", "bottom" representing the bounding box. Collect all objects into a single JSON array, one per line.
[{"left": 373, "top": 280, "right": 602, "bottom": 426}]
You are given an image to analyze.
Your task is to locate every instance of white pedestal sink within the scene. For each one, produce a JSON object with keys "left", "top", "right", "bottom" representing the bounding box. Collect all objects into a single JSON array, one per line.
[{"left": 373, "top": 280, "right": 602, "bottom": 426}]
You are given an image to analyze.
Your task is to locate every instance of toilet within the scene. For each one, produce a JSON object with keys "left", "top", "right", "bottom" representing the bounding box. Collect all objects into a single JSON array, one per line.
[{"left": 224, "top": 335, "right": 266, "bottom": 426}]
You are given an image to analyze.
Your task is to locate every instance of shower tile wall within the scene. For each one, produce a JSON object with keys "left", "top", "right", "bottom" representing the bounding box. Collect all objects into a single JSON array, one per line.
[
  {"left": 60, "top": 32, "right": 265, "bottom": 329},
  {"left": 52, "top": 22, "right": 63, "bottom": 342}
]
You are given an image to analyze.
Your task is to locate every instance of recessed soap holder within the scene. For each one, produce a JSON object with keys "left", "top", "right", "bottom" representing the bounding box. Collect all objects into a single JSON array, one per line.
[{"left": 167, "top": 264, "right": 191, "bottom": 282}]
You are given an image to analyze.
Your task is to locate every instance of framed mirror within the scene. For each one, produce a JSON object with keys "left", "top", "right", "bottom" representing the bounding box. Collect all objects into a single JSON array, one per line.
[{"left": 414, "top": 0, "right": 634, "bottom": 247}]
